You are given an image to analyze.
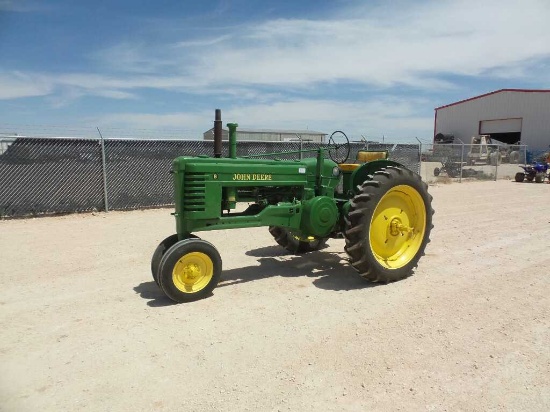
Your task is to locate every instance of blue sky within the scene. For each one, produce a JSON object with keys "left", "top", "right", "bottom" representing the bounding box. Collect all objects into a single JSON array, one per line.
[{"left": 1, "top": 0, "right": 549, "bottom": 141}]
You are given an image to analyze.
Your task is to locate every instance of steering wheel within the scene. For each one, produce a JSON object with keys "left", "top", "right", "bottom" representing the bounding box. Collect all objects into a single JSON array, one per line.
[{"left": 326, "top": 131, "right": 350, "bottom": 164}]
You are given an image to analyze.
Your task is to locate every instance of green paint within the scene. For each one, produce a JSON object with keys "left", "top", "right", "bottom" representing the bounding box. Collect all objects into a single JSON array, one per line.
[
  {"left": 171, "top": 124, "right": 408, "bottom": 239},
  {"left": 227, "top": 123, "right": 238, "bottom": 159}
]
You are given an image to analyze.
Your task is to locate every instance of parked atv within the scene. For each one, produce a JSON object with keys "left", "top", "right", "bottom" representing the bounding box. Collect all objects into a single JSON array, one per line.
[
  {"left": 433, "top": 158, "right": 478, "bottom": 178},
  {"left": 515, "top": 162, "right": 549, "bottom": 183},
  {"left": 434, "top": 158, "right": 462, "bottom": 178}
]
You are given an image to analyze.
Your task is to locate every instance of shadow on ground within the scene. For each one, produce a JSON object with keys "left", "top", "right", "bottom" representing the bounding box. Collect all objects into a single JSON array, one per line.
[
  {"left": 222, "top": 245, "right": 376, "bottom": 292},
  {"left": 135, "top": 245, "right": 377, "bottom": 306},
  {"left": 133, "top": 282, "right": 179, "bottom": 307}
]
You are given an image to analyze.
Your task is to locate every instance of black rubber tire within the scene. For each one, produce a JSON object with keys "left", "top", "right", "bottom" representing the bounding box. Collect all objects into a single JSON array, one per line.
[
  {"left": 433, "top": 167, "right": 440, "bottom": 176},
  {"left": 514, "top": 172, "right": 525, "bottom": 182},
  {"left": 535, "top": 173, "right": 544, "bottom": 183},
  {"left": 343, "top": 166, "right": 434, "bottom": 283},
  {"left": 151, "top": 234, "right": 179, "bottom": 286},
  {"left": 151, "top": 234, "right": 198, "bottom": 286},
  {"left": 268, "top": 226, "right": 327, "bottom": 254},
  {"left": 158, "top": 238, "right": 222, "bottom": 303}
]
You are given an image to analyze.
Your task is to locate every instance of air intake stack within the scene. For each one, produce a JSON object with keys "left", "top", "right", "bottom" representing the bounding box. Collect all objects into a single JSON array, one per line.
[{"left": 214, "top": 109, "right": 222, "bottom": 158}]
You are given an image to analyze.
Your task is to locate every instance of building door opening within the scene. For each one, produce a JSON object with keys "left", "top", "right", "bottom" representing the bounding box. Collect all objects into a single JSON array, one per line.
[
  {"left": 485, "top": 132, "right": 521, "bottom": 144},
  {"left": 479, "top": 118, "right": 522, "bottom": 144}
]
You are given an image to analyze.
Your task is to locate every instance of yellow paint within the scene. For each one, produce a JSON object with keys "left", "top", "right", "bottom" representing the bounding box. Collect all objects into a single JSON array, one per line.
[
  {"left": 232, "top": 173, "right": 272, "bottom": 181},
  {"left": 357, "top": 151, "right": 387, "bottom": 162},
  {"left": 338, "top": 163, "right": 361, "bottom": 172},
  {"left": 172, "top": 252, "right": 213, "bottom": 293},
  {"left": 369, "top": 185, "right": 426, "bottom": 269}
]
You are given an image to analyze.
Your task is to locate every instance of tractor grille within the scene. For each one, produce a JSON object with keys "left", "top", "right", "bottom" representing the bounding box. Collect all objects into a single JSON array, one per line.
[{"left": 183, "top": 173, "right": 206, "bottom": 212}]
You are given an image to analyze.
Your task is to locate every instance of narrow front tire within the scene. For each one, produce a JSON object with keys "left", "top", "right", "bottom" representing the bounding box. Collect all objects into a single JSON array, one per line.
[
  {"left": 158, "top": 239, "right": 222, "bottom": 303},
  {"left": 151, "top": 234, "right": 198, "bottom": 286},
  {"left": 151, "top": 234, "right": 179, "bottom": 286}
]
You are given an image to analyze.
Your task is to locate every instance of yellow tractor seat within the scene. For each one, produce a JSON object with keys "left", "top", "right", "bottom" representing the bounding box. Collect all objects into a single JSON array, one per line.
[
  {"left": 338, "top": 151, "right": 388, "bottom": 171},
  {"left": 338, "top": 163, "right": 361, "bottom": 171},
  {"left": 356, "top": 151, "right": 388, "bottom": 162}
]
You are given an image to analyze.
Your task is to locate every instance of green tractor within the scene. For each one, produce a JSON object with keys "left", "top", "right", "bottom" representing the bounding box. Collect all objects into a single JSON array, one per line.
[{"left": 151, "top": 110, "right": 434, "bottom": 303}]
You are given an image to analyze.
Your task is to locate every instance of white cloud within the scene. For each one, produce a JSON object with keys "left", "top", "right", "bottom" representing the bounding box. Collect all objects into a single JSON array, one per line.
[
  {"left": 0, "top": 0, "right": 44, "bottom": 12},
  {"left": 182, "top": 0, "right": 550, "bottom": 88},
  {"left": 0, "top": 72, "right": 53, "bottom": 99},
  {"left": 91, "top": 90, "right": 137, "bottom": 100},
  {"left": 174, "top": 35, "right": 233, "bottom": 48},
  {"left": 2, "top": 0, "right": 549, "bottom": 100},
  {"left": 1, "top": 0, "right": 549, "bottom": 141},
  {"left": 94, "top": 98, "right": 433, "bottom": 140}
]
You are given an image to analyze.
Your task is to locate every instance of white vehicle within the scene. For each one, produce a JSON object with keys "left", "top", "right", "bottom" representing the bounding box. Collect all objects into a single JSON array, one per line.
[{"left": 467, "top": 135, "right": 501, "bottom": 165}]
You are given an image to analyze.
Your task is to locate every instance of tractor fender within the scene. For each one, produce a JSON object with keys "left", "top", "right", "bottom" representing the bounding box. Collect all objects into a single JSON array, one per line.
[{"left": 350, "top": 160, "right": 408, "bottom": 194}]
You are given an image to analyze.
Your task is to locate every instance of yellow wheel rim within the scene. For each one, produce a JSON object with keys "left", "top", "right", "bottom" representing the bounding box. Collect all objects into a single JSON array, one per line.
[
  {"left": 369, "top": 185, "right": 426, "bottom": 269},
  {"left": 172, "top": 252, "right": 213, "bottom": 293},
  {"left": 292, "top": 234, "right": 316, "bottom": 242}
]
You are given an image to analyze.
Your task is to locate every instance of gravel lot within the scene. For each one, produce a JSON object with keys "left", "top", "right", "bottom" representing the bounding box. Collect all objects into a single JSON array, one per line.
[{"left": 1, "top": 179, "right": 549, "bottom": 411}]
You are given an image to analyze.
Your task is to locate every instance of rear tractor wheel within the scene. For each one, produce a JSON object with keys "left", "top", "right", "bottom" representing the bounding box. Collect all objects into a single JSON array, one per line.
[
  {"left": 344, "top": 166, "right": 434, "bottom": 283},
  {"left": 269, "top": 226, "right": 327, "bottom": 254},
  {"left": 158, "top": 238, "right": 222, "bottom": 303}
]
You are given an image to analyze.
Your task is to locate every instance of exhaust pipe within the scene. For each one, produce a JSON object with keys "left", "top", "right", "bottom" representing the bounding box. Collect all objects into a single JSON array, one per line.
[{"left": 214, "top": 109, "right": 222, "bottom": 158}]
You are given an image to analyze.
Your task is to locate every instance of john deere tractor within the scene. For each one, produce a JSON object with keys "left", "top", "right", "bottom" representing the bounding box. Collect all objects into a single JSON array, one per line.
[{"left": 151, "top": 110, "right": 434, "bottom": 303}]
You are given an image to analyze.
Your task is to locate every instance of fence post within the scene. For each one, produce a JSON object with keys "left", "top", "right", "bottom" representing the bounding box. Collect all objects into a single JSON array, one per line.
[
  {"left": 459, "top": 142, "right": 464, "bottom": 183},
  {"left": 291, "top": 134, "right": 303, "bottom": 160},
  {"left": 414, "top": 137, "right": 422, "bottom": 176},
  {"left": 494, "top": 150, "right": 498, "bottom": 181},
  {"left": 96, "top": 127, "right": 109, "bottom": 212}
]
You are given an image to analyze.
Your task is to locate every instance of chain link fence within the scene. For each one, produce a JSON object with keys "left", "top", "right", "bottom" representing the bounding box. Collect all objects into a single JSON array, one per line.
[
  {"left": 0, "top": 136, "right": 421, "bottom": 218},
  {"left": 419, "top": 143, "right": 529, "bottom": 183},
  {"left": 0, "top": 138, "right": 105, "bottom": 216}
]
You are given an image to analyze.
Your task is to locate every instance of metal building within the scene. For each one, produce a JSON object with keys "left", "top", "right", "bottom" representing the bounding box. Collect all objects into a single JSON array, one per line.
[
  {"left": 203, "top": 127, "right": 326, "bottom": 143},
  {"left": 0, "top": 135, "right": 17, "bottom": 155},
  {"left": 434, "top": 89, "right": 550, "bottom": 151}
]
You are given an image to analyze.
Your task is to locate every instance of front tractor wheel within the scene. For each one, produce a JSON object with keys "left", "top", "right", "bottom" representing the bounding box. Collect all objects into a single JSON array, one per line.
[
  {"left": 151, "top": 234, "right": 197, "bottom": 286},
  {"left": 269, "top": 226, "right": 327, "bottom": 254},
  {"left": 158, "top": 239, "right": 222, "bottom": 303},
  {"left": 344, "top": 166, "right": 434, "bottom": 283}
]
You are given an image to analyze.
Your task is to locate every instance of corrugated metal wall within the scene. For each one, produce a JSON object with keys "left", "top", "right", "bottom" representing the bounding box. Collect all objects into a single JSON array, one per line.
[{"left": 435, "top": 91, "right": 550, "bottom": 151}]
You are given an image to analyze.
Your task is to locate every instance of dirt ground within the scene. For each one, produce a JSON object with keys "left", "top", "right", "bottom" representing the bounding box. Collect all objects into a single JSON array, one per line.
[{"left": 1, "top": 179, "right": 549, "bottom": 412}]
